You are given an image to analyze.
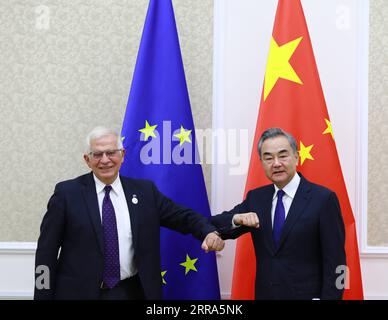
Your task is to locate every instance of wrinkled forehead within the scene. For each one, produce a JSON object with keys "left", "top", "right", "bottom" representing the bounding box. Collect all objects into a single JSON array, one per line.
[{"left": 261, "top": 136, "right": 294, "bottom": 155}]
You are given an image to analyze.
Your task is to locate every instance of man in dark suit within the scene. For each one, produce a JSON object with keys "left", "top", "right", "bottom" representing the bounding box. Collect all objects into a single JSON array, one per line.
[
  {"left": 34, "top": 126, "right": 224, "bottom": 300},
  {"left": 211, "top": 127, "right": 346, "bottom": 300}
]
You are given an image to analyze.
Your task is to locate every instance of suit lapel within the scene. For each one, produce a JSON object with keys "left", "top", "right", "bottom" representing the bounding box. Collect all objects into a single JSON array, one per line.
[
  {"left": 120, "top": 176, "right": 139, "bottom": 251},
  {"left": 260, "top": 185, "right": 276, "bottom": 254},
  {"left": 82, "top": 173, "right": 104, "bottom": 254},
  {"left": 276, "top": 176, "right": 312, "bottom": 251}
]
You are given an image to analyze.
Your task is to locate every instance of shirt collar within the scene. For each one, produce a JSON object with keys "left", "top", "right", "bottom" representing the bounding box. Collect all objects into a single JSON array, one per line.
[
  {"left": 273, "top": 172, "right": 301, "bottom": 200},
  {"left": 93, "top": 174, "right": 121, "bottom": 196}
]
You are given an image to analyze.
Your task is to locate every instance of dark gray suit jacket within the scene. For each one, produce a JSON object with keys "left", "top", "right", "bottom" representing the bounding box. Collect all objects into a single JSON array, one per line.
[
  {"left": 34, "top": 172, "right": 215, "bottom": 299},
  {"left": 211, "top": 174, "right": 346, "bottom": 300}
]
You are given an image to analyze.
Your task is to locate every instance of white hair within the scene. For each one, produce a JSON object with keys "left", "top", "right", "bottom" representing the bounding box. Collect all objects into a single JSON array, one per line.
[{"left": 85, "top": 126, "right": 123, "bottom": 154}]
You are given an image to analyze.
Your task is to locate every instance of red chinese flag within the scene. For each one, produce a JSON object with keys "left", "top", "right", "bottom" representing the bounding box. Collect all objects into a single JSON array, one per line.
[{"left": 231, "top": 0, "right": 363, "bottom": 300}]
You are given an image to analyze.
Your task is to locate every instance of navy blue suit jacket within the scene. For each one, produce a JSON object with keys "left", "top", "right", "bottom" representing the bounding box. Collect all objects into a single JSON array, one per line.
[
  {"left": 34, "top": 172, "right": 216, "bottom": 300},
  {"left": 211, "top": 174, "right": 346, "bottom": 300}
]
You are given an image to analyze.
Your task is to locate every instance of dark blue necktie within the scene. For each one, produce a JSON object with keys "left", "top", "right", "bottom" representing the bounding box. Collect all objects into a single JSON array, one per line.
[
  {"left": 102, "top": 185, "right": 120, "bottom": 288},
  {"left": 273, "top": 189, "right": 285, "bottom": 249}
]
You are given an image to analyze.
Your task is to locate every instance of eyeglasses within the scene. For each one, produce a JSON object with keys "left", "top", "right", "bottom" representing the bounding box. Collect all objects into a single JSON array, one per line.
[{"left": 89, "top": 149, "right": 122, "bottom": 160}]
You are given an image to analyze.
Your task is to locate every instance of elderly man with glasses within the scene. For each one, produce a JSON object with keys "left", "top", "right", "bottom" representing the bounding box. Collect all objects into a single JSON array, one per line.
[{"left": 34, "top": 126, "right": 225, "bottom": 300}]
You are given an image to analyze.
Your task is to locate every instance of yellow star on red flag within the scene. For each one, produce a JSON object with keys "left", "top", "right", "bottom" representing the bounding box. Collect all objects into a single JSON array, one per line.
[
  {"left": 231, "top": 0, "right": 364, "bottom": 300},
  {"left": 263, "top": 36, "right": 303, "bottom": 101},
  {"left": 298, "top": 141, "right": 314, "bottom": 165},
  {"left": 322, "top": 118, "right": 334, "bottom": 139}
]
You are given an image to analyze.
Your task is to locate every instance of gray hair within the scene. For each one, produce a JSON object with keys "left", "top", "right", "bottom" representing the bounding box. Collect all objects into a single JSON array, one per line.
[
  {"left": 85, "top": 126, "right": 123, "bottom": 154},
  {"left": 257, "top": 128, "right": 298, "bottom": 159}
]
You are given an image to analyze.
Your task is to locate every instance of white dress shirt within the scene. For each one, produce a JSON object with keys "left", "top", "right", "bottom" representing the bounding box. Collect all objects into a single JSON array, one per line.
[
  {"left": 271, "top": 173, "right": 301, "bottom": 226},
  {"left": 231, "top": 173, "right": 301, "bottom": 228},
  {"left": 93, "top": 174, "right": 137, "bottom": 280}
]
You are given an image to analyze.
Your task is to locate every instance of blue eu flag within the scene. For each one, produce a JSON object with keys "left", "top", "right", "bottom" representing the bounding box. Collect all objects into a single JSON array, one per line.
[{"left": 120, "top": 0, "right": 220, "bottom": 299}]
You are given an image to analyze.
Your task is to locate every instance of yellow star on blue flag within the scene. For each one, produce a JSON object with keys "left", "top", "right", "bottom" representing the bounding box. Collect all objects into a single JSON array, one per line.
[
  {"left": 139, "top": 120, "right": 157, "bottom": 141},
  {"left": 180, "top": 254, "right": 198, "bottom": 275},
  {"left": 174, "top": 126, "right": 192, "bottom": 146},
  {"left": 161, "top": 271, "right": 167, "bottom": 285},
  {"left": 120, "top": 0, "right": 220, "bottom": 300}
]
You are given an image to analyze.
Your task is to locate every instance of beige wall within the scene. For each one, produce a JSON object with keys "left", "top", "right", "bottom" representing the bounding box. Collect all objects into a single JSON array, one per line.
[
  {"left": 1, "top": 1, "right": 387, "bottom": 246},
  {"left": 368, "top": 0, "right": 388, "bottom": 246},
  {"left": 0, "top": 0, "right": 213, "bottom": 241}
]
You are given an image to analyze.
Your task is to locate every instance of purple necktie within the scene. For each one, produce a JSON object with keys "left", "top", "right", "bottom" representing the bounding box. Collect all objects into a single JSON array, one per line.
[
  {"left": 102, "top": 185, "right": 120, "bottom": 288},
  {"left": 273, "top": 189, "right": 285, "bottom": 249}
]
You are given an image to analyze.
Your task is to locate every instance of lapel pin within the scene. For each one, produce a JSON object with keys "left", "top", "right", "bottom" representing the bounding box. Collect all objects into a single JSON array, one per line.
[{"left": 132, "top": 194, "right": 138, "bottom": 204}]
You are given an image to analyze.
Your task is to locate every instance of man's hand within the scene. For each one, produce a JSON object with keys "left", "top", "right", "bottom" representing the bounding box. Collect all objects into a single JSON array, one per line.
[
  {"left": 233, "top": 212, "right": 260, "bottom": 228},
  {"left": 201, "top": 232, "right": 225, "bottom": 253}
]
